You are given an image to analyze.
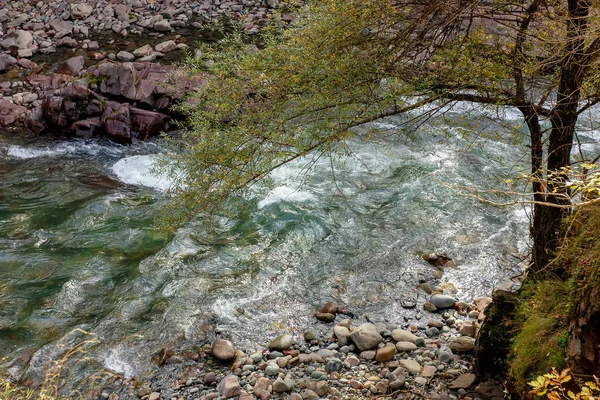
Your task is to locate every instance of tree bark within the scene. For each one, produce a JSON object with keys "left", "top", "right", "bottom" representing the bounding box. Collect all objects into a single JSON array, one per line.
[{"left": 529, "top": 0, "right": 589, "bottom": 274}]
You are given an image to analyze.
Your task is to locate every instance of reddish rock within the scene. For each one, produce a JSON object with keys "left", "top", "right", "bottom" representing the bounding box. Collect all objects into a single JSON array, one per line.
[
  {"left": 101, "top": 101, "right": 131, "bottom": 144},
  {"left": 321, "top": 302, "right": 337, "bottom": 314},
  {"left": 0, "top": 100, "right": 27, "bottom": 126},
  {"left": 57, "top": 56, "right": 85, "bottom": 76},
  {"left": 218, "top": 375, "right": 241, "bottom": 398},
  {"left": 131, "top": 108, "right": 170, "bottom": 139}
]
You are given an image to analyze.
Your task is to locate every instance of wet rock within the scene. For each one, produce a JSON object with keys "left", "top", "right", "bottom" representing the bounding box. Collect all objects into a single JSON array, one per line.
[
  {"left": 423, "top": 301, "right": 438, "bottom": 312},
  {"left": 18, "top": 58, "right": 37, "bottom": 69},
  {"left": 218, "top": 375, "right": 240, "bottom": 398},
  {"left": 71, "top": 118, "right": 101, "bottom": 138},
  {"left": 350, "top": 323, "right": 383, "bottom": 351},
  {"left": 315, "top": 312, "right": 334, "bottom": 323},
  {"left": 423, "top": 252, "right": 454, "bottom": 267},
  {"left": 269, "top": 334, "right": 292, "bottom": 351},
  {"left": 321, "top": 302, "right": 337, "bottom": 314},
  {"left": 430, "top": 294, "right": 457, "bottom": 309},
  {"left": 57, "top": 56, "right": 85, "bottom": 76},
  {"left": 333, "top": 325, "right": 350, "bottom": 341},
  {"left": 211, "top": 339, "right": 236, "bottom": 361},
  {"left": 401, "top": 297, "right": 417, "bottom": 309}
]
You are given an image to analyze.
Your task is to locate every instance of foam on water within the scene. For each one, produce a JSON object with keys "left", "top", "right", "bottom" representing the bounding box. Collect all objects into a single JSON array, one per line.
[
  {"left": 111, "top": 155, "right": 173, "bottom": 191},
  {"left": 257, "top": 186, "right": 316, "bottom": 208}
]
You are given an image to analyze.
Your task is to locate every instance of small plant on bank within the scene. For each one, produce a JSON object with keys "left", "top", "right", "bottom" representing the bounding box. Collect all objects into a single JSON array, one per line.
[{"left": 528, "top": 368, "right": 600, "bottom": 399}]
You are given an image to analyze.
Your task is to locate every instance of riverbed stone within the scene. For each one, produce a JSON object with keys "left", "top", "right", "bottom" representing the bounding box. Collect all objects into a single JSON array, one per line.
[
  {"left": 399, "top": 359, "right": 422, "bottom": 373},
  {"left": 375, "top": 344, "right": 397, "bottom": 362},
  {"left": 133, "top": 44, "right": 153, "bottom": 58},
  {"left": 117, "top": 51, "right": 135, "bottom": 62},
  {"left": 155, "top": 40, "right": 177, "bottom": 53},
  {"left": 448, "top": 336, "right": 476, "bottom": 353},
  {"left": 212, "top": 339, "right": 236, "bottom": 361},
  {"left": 0, "top": 54, "right": 17, "bottom": 72},
  {"left": 321, "top": 302, "right": 337, "bottom": 314},
  {"left": 450, "top": 373, "right": 476, "bottom": 389},
  {"left": 395, "top": 341, "right": 418, "bottom": 352},
  {"left": 154, "top": 20, "right": 172, "bottom": 31},
  {"left": 57, "top": 56, "right": 85, "bottom": 76},
  {"left": 430, "top": 294, "right": 457, "bottom": 309},
  {"left": 350, "top": 323, "right": 383, "bottom": 351},
  {"left": 218, "top": 375, "right": 241, "bottom": 398},
  {"left": 71, "top": 3, "right": 93, "bottom": 19},
  {"left": 269, "top": 334, "right": 293, "bottom": 351},
  {"left": 391, "top": 328, "right": 417, "bottom": 343}
]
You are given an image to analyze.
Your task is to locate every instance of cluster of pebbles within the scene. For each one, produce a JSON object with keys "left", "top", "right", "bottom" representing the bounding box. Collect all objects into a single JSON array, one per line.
[
  {"left": 98, "top": 291, "right": 506, "bottom": 400},
  {"left": 0, "top": 0, "right": 293, "bottom": 74}
]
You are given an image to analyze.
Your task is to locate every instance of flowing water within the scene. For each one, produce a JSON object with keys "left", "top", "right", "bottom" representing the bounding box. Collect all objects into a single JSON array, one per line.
[{"left": 0, "top": 105, "right": 543, "bottom": 383}]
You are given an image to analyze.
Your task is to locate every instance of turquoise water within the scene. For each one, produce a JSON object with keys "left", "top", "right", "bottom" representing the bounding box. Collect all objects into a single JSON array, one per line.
[{"left": 0, "top": 106, "right": 532, "bottom": 381}]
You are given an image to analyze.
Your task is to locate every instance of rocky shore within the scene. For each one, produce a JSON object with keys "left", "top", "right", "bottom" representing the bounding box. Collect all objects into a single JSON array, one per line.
[
  {"left": 88, "top": 278, "right": 513, "bottom": 400},
  {"left": 0, "top": 0, "right": 295, "bottom": 142}
]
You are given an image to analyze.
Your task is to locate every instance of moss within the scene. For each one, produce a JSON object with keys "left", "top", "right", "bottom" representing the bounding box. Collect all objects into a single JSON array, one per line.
[
  {"left": 508, "top": 204, "right": 600, "bottom": 393},
  {"left": 509, "top": 279, "right": 569, "bottom": 392}
]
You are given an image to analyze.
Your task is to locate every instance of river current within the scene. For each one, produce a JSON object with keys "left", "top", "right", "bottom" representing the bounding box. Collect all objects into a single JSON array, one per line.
[{"left": 0, "top": 104, "right": 547, "bottom": 382}]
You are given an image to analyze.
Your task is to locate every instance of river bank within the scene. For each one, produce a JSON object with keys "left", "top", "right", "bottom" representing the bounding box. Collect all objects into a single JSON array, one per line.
[
  {"left": 88, "top": 287, "right": 510, "bottom": 400},
  {"left": 0, "top": 1, "right": 532, "bottom": 398}
]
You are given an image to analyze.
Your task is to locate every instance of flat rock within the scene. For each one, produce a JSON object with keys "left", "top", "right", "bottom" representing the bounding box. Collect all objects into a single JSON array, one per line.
[
  {"left": 399, "top": 359, "right": 422, "bottom": 373},
  {"left": 448, "top": 336, "right": 476, "bottom": 353},
  {"left": 450, "top": 373, "right": 476, "bottom": 389},
  {"left": 375, "top": 345, "right": 397, "bottom": 362},
  {"left": 391, "top": 329, "right": 417, "bottom": 343},
  {"left": 395, "top": 341, "right": 417, "bottom": 352}
]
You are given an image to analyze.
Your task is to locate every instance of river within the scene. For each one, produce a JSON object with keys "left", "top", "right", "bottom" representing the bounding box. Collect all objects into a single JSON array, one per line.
[{"left": 0, "top": 104, "right": 534, "bottom": 383}]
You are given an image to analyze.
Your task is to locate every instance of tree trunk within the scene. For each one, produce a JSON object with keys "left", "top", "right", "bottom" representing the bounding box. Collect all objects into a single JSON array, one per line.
[{"left": 529, "top": 0, "right": 589, "bottom": 274}]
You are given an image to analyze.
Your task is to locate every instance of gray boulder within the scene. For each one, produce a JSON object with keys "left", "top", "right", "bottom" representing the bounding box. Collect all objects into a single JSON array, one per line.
[
  {"left": 350, "top": 323, "right": 382, "bottom": 351},
  {"left": 430, "top": 294, "right": 457, "bottom": 309}
]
